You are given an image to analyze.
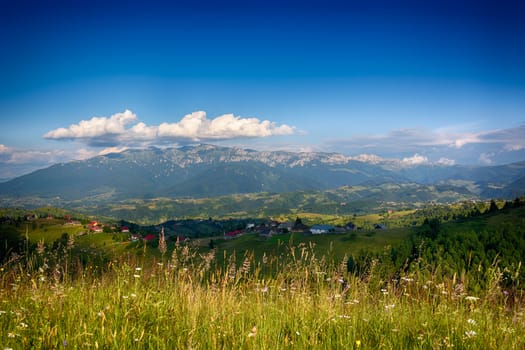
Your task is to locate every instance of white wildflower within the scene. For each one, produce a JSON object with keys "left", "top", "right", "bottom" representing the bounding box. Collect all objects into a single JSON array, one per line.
[
  {"left": 385, "top": 303, "right": 395, "bottom": 310},
  {"left": 464, "top": 330, "right": 477, "bottom": 338},
  {"left": 248, "top": 326, "right": 257, "bottom": 338},
  {"left": 465, "top": 296, "right": 480, "bottom": 301}
]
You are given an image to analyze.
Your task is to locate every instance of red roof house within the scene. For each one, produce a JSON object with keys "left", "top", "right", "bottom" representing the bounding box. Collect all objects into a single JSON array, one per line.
[{"left": 225, "top": 229, "right": 243, "bottom": 239}]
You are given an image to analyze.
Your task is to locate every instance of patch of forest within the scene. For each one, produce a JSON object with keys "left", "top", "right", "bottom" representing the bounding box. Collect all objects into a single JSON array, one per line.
[{"left": 349, "top": 198, "right": 525, "bottom": 292}]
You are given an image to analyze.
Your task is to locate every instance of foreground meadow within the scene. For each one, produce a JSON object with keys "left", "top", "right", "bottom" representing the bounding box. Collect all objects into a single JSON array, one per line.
[{"left": 1, "top": 242, "right": 524, "bottom": 349}]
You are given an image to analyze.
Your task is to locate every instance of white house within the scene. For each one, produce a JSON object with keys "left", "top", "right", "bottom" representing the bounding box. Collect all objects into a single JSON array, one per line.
[{"left": 310, "top": 224, "right": 335, "bottom": 234}]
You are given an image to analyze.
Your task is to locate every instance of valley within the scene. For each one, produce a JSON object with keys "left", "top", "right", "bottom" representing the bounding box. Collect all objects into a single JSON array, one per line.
[{"left": 1, "top": 144, "right": 524, "bottom": 225}]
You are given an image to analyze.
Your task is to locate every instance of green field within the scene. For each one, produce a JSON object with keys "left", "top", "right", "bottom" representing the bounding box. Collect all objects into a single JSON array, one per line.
[{"left": 215, "top": 227, "right": 414, "bottom": 264}]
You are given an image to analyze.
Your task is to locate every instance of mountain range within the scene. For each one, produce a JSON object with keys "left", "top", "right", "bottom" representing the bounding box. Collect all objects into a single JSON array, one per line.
[{"left": 0, "top": 144, "right": 524, "bottom": 206}]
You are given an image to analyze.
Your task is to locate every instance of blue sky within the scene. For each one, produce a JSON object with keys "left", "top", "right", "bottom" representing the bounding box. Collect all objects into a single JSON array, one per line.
[{"left": 1, "top": 0, "right": 525, "bottom": 178}]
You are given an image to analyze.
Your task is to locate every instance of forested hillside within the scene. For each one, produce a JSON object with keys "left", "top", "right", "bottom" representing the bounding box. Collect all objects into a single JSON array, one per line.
[{"left": 349, "top": 199, "right": 525, "bottom": 291}]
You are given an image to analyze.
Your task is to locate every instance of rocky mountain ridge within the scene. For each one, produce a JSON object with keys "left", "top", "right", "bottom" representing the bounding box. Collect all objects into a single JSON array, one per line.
[{"left": 0, "top": 144, "right": 524, "bottom": 203}]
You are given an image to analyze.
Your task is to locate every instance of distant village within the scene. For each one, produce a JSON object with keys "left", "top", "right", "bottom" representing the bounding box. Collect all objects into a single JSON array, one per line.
[
  {"left": 1, "top": 211, "right": 390, "bottom": 246},
  {"left": 69, "top": 216, "right": 387, "bottom": 243}
]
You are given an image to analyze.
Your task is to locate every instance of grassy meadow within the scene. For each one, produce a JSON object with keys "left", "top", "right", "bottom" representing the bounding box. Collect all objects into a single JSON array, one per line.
[
  {"left": 1, "top": 241, "right": 524, "bottom": 349},
  {"left": 2, "top": 202, "right": 525, "bottom": 349}
]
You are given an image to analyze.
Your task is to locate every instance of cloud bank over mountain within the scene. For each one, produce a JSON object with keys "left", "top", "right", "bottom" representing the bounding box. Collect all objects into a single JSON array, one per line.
[
  {"left": 44, "top": 110, "right": 295, "bottom": 147},
  {"left": 324, "top": 125, "right": 525, "bottom": 165}
]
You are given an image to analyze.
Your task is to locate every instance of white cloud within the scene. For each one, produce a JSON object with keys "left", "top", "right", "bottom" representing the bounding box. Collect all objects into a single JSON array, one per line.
[
  {"left": 157, "top": 111, "right": 206, "bottom": 139},
  {"left": 437, "top": 157, "right": 456, "bottom": 166},
  {"left": 129, "top": 122, "right": 157, "bottom": 140},
  {"left": 98, "top": 147, "right": 129, "bottom": 156},
  {"left": 505, "top": 144, "right": 525, "bottom": 151},
  {"left": 450, "top": 126, "right": 525, "bottom": 150},
  {"left": 452, "top": 134, "right": 481, "bottom": 148},
  {"left": 44, "top": 110, "right": 295, "bottom": 146},
  {"left": 0, "top": 144, "right": 12, "bottom": 153},
  {"left": 479, "top": 153, "right": 493, "bottom": 165},
  {"left": 75, "top": 148, "right": 98, "bottom": 160},
  {"left": 5, "top": 149, "right": 66, "bottom": 165},
  {"left": 0, "top": 145, "right": 103, "bottom": 178},
  {"left": 44, "top": 110, "right": 137, "bottom": 139},
  {"left": 158, "top": 112, "right": 294, "bottom": 140},
  {"left": 402, "top": 154, "right": 429, "bottom": 165},
  {"left": 350, "top": 154, "right": 385, "bottom": 164},
  {"left": 323, "top": 124, "right": 525, "bottom": 165}
]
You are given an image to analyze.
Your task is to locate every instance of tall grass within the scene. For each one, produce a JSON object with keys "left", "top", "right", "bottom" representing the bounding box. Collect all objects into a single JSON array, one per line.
[{"left": 1, "top": 242, "right": 524, "bottom": 349}]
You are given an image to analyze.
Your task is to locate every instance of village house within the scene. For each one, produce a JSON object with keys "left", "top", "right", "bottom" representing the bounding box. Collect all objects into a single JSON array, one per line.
[
  {"left": 87, "top": 220, "right": 103, "bottom": 233},
  {"left": 310, "top": 224, "right": 335, "bottom": 235},
  {"left": 64, "top": 219, "right": 81, "bottom": 226},
  {"left": 258, "top": 226, "right": 279, "bottom": 239},
  {"left": 224, "top": 229, "right": 243, "bottom": 240}
]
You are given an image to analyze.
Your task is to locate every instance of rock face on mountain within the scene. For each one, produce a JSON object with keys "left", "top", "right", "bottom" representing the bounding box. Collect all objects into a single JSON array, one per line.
[{"left": 0, "top": 144, "right": 524, "bottom": 201}]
